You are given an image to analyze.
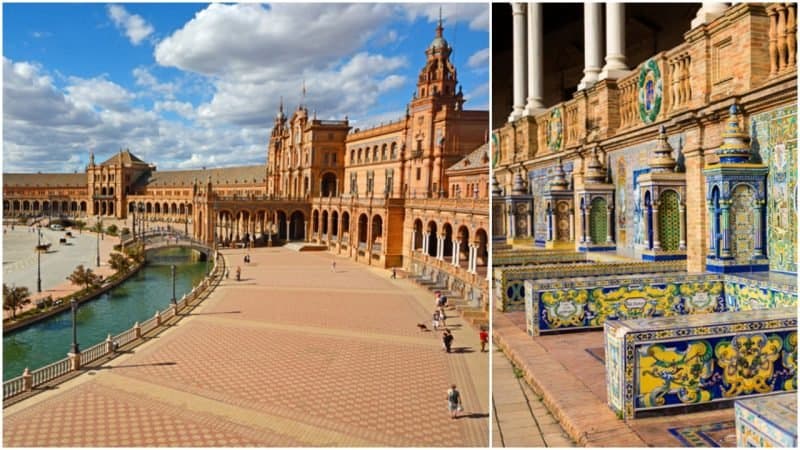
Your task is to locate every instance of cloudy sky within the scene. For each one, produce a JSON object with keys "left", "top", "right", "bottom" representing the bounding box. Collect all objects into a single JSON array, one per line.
[{"left": 3, "top": 2, "right": 489, "bottom": 173}]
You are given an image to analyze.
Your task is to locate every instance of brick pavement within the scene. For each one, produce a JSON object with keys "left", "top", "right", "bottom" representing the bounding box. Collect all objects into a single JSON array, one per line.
[
  {"left": 4, "top": 247, "right": 489, "bottom": 447},
  {"left": 492, "top": 344, "right": 575, "bottom": 447}
]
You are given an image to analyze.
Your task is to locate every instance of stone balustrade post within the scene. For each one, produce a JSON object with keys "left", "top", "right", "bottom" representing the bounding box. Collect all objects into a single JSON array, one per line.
[
  {"left": 22, "top": 368, "right": 32, "bottom": 392},
  {"left": 105, "top": 334, "right": 114, "bottom": 354},
  {"left": 134, "top": 321, "right": 141, "bottom": 339},
  {"left": 155, "top": 310, "right": 161, "bottom": 327},
  {"left": 68, "top": 351, "right": 81, "bottom": 371}
]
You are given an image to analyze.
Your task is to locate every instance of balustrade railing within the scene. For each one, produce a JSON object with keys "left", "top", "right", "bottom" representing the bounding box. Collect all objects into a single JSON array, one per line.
[
  {"left": 3, "top": 377, "right": 24, "bottom": 400},
  {"left": 3, "top": 244, "right": 226, "bottom": 402},
  {"left": 617, "top": 71, "right": 639, "bottom": 130},
  {"left": 30, "top": 358, "right": 71, "bottom": 388},
  {"left": 666, "top": 46, "right": 692, "bottom": 112},
  {"left": 80, "top": 342, "right": 107, "bottom": 366},
  {"left": 768, "top": 2, "right": 798, "bottom": 76}
]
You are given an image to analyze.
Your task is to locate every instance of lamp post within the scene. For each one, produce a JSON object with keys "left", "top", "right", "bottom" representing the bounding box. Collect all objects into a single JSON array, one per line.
[
  {"left": 36, "top": 225, "right": 42, "bottom": 293},
  {"left": 96, "top": 217, "right": 101, "bottom": 267},
  {"left": 70, "top": 298, "right": 80, "bottom": 354},
  {"left": 171, "top": 264, "right": 177, "bottom": 304},
  {"left": 184, "top": 203, "right": 189, "bottom": 236}
]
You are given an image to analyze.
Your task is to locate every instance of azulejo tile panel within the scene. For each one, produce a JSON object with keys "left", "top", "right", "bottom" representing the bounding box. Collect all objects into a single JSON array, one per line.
[
  {"left": 751, "top": 105, "right": 797, "bottom": 274},
  {"left": 735, "top": 393, "right": 797, "bottom": 447},
  {"left": 605, "top": 307, "right": 797, "bottom": 419},
  {"left": 528, "top": 273, "right": 725, "bottom": 334},
  {"left": 724, "top": 277, "right": 798, "bottom": 311}
]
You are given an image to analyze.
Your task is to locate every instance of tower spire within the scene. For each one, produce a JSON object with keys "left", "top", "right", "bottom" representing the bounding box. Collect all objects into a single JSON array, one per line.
[{"left": 437, "top": 6, "right": 443, "bottom": 37}]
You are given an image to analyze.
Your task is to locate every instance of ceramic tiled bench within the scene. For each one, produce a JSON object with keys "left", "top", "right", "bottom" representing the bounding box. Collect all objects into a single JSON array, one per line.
[
  {"left": 604, "top": 307, "right": 797, "bottom": 419},
  {"left": 735, "top": 393, "right": 797, "bottom": 447}
]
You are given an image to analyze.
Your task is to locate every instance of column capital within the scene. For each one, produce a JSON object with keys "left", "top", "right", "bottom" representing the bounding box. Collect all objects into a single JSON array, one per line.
[
  {"left": 691, "top": 3, "right": 729, "bottom": 29},
  {"left": 511, "top": 2, "right": 527, "bottom": 15}
]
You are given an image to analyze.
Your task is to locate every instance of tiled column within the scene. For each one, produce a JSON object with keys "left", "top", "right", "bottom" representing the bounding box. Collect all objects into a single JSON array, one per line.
[
  {"left": 509, "top": 3, "right": 528, "bottom": 122},
  {"left": 606, "top": 203, "right": 614, "bottom": 244},
  {"left": 569, "top": 208, "right": 575, "bottom": 241},
  {"left": 679, "top": 203, "right": 686, "bottom": 250},
  {"left": 578, "top": 1, "right": 603, "bottom": 90},
  {"left": 753, "top": 201, "right": 765, "bottom": 257},
  {"left": 720, "top": 202, "right": 731, "bottom": 258},
  {"left": 524, "top": 2, "right": 544, "bottom": 115},
  {"left": 652, "top": 202, "right": 661, "bottom": 250},
  {"left": 599, "top": 3, "right": 629, "bottom": 80}
]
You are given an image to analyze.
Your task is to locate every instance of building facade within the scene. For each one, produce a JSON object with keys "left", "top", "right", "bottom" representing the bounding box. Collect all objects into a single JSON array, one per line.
[
  {"left": 3, "top": 20, "right": 490, "bottom": 308},
  {"left": 493, "top": 2, "right": 797, "bottom": 275}
]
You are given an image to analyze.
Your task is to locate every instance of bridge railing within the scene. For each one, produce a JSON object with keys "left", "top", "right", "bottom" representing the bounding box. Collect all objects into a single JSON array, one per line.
[{"left": 2, "top": 239, "right": 227, "bottom": 403}]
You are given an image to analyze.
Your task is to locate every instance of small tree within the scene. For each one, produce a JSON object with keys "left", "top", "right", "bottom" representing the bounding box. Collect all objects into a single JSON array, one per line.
[
  {"left": 108, "top": 252, "right": 132, "bottom": 274},
  {"left": 106, "top": 224, "right": 118, "bottom": 236},
  {"left": 91, "top": 221, "right": 103, "bottom": 234},
  {"left": 67, "top": 265, "right": 102, "bottom": 291},
  {"left": 3, "top": 284, "right": 32, "bottom": 320},
  {"left": 74, "top": 220, "right": 86, "bottom": 234},
  {"left": 123, "top": 243, "right": 145, "bottom": 263}
]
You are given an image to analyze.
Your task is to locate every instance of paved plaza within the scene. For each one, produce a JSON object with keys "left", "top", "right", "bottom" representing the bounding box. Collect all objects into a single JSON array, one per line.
[
  {"left": 3, "top": 247, "right": 489, "bottom": 446},
  {"left": 492, "top": 344, "right": 574, "bottom": 447},
  {"left": 3, "top": 225, "right": 116, "bottom": 318}
]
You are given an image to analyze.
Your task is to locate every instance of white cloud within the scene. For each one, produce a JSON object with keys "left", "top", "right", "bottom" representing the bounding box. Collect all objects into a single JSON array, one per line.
[
  {"left": 65, "top": 76, "right": 135, "bottom": 112},
  {"left": 155, "top": 100, "right": 195, "bottom": 119},
  {"left": 402, "top": 3, "right": 490, "bottom": 32},
  {"left": 107, "top": 5, "right": 154, "bottom": 45},
  {"left": 467, "top": 48, "right": 489, "bottom": 69},
  {"left": 133, "top": 66, "right": 178, "bottom": 98}
]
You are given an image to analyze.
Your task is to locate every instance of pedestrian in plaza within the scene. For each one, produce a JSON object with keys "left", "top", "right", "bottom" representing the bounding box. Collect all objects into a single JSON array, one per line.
[
  {"left": 432, "top": 309, "right": 441, "bottom": 330},
  {"left": 479, "top": 327, "right": 489, "bottom": 352},
  {"left": 447, "top": 385, "right": 462, "bottom": 419},
  {"left": 235, "top": 266, "right": 241, "bottom": 281},
  {"left": 391, "top": 267, "right": 397, "bottom": 279},
  {"left": 439, "top": 307, "right": 447, "bottom": 327},
  {"left": 331, "top": 260, "right": 336, "bottom": 272},
  {"left": 442, "top": 329, "right": 454, "bottom": 353},
  {"left": 434, "top": 291, "right": 441, "bottom": 308}
]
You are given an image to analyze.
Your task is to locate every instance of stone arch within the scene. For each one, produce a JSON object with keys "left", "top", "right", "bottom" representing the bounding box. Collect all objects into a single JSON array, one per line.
[
  {"left": 331, "top": 211, "right": 339, "bottom": 237},
  {"left": 427, "top": 220, "right": 438, "bottom": 257},
  {"left": 357, "top": 213, "right": 369, "bottom": 247},
  {"left": 341, "top": 211, "right": 351, "bottom": 241},
  {"left": 475, "top": 228, "right": 488, "bottom": 268},
  {"left": 289, "top": 210, "right": 305, "bottom": 240},
  {"left": 381, "top": 144, "right": 387, "bottom": 161},
  {"left": 414, "top": 219, "right": 424, "bottom": 250},
  {"left": 276, "top": 210, "right": 288, "bottom": 240},
  {"left": 371, "top": 214, "right": 383, "bottom": 249},
  {"left": 457, "top": 225, "right": 470, "bottom": 265},
  {"left": 155, "top": 203, "right": 161, "bottom": 214},
  {"left": 312, "top": 209, "right": 320, "bottom": 234},
  {"left": 442, "top": 222, "right": 453, "bottom": 257},
  {"left": 321, "top": 172, "right": 337, "bottom": 197},
  {"left": 321, "top": 210, "right": 329, "bottom": 235},
  {"left": 23, "top": 200, "right": 31, "bottom": 211}
]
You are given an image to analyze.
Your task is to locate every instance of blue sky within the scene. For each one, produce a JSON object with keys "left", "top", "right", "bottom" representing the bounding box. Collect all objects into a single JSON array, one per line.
[{"left": 3, "top": 3, "right": 489, "bottom": 173}]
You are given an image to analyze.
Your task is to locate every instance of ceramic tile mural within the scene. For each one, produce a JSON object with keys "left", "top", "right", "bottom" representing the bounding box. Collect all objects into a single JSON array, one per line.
[
  {"left": 730, "top": 184, "right": 757, "bottom": 265},
  {"left": 724, "top": 277, "right": 798, "bottom": 310},
  {"left": 659, "top": 190, "right": 680, "bottom": 250},
  {"left": 605, "top": 307, "right": 797, "bottom": 419},
  {"left": 526, "top": 273, "right": 726, "bottom": 335},
  {"left": 528, "top": 161, "right": 573, "bottom": 245},
  {"left": 736, "top": 394, "right": 798, "bottom": 448},
  {"left": 608, "top": 135, "right": 682, "bottom": 257},
  {"left": 751, "top": 105, "right": 797, "bottom": 273}
]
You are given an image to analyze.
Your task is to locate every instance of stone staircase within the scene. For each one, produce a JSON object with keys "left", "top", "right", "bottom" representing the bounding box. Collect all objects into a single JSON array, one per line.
[
  {"left": 283, "top": 242, "right": 328, "bottom": 252},
  {"left": 408, "top": 274, "right": 489, "bottom": 330}
]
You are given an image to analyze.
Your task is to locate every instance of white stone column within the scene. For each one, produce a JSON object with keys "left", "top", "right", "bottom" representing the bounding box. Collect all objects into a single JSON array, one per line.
[
  {"left": 599, "top": 3, "right": 629, "bottom": 80},
  {"left": 509, "top": 3, "right": 528, "bottom": 122},
  {"left": 411, "top": 229, "right": 417, "bottom": 252},
  {"left": 437, "top": 235, "right": 445, "bottom": 260},
  {"left": 606, "top": 204, "right": 614, "bottom": 244},
  {"left": 578, "top": 1, "right": 603, "bottom": 90},
  {"left": 652, "top": 203, "right": 661, "bottom": 250},
  {"left": 569, "top": 208, "right": 575, "bottom": 241},
  {"left": 679, "top": 204, "right": 686, "bottom": 250},
  {"left": 524, "top": 2, "right": 545, "bottom": 115},
  {"left": 691, "top": 2, "right": 728, "bottom": 29},
  {"left": 452, "top": 240, "right": 460, "bottom": 266},
  {"left": 422, "top": 232, "right": 429, "bottom": 254}
]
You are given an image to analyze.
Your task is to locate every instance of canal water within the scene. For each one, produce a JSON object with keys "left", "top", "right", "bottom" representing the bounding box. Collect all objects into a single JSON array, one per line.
[{"left": 3, "top": 248, "right": 207, "bottom": 380}]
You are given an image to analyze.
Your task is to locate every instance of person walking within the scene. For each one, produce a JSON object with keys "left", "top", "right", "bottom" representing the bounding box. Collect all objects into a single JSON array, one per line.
[
  {"left": 439, "top": 307, "right": 447, "bottom": 327},
  {"left": 447, "top": 385, "right": 462, "bottom": 419},
  {"left": 391, "top": 267, "right": 397, "bottom": 279},
  {"left": 479, "top": 327, "right": 489, "bottom": 352},
  {"left": 331, "top": 260, "right": 336, "bottom": 272},
  {"left": 432, "top": 309, "right": 441, "bottom": 330},
  {"left": 442, "top": 329, "right": 454, "bottom": 353}
]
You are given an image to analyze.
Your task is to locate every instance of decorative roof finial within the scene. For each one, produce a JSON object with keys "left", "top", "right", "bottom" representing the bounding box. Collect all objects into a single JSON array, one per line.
[
  {"left": 648, "top": 125, "right": 677, "bottom": 173},
  {"left": 548, "top": 157, "right": 569, "bottom": 191},
  {"left": 715, "top": 102, "right": 752, "bottom": 164},
  {"left": 437, "top": 6, "right": 443, "bottom": 37}
]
